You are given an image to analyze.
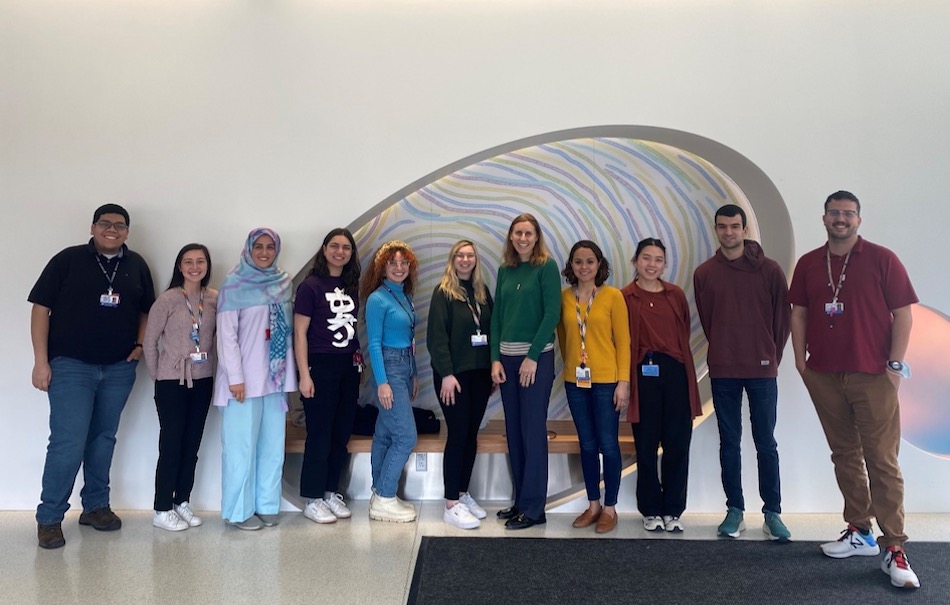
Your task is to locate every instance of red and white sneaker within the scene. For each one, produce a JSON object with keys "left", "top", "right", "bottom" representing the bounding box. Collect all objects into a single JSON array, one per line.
[{"left": 881, "top": 546, "right": 920, "bottom": 589}]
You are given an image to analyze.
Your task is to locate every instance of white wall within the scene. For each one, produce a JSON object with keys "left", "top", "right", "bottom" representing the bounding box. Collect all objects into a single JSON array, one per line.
[{"left": 3, "top": 0, "right": 949, "bottom": 514}]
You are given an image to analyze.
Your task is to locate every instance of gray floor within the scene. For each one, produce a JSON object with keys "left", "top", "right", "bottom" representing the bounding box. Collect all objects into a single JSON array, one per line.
[{"left": 3, "top": 506, "right": 947, "bottom": 605}]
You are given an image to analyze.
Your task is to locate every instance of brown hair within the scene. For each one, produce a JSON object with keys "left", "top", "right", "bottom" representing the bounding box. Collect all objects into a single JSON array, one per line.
[{"left": 502, "top": 213, "right": 550, "bottom": 267}]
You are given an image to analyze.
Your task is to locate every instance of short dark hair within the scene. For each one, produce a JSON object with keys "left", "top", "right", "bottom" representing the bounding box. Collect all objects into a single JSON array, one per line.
[
  {"left": 93, "top": 204, "right": 130, "bottom": 226},
  {"left": 715, "top": 204, "right": 747, "bottom": 228},
  {"left": 167, "top": 243, "right": 212, "bottom": 290},
  {"left": 562, "top": 240, "right": 611, "bottom": 287},
  {"left": 824, "top": 190, "right": 861, "bottom": 214}
]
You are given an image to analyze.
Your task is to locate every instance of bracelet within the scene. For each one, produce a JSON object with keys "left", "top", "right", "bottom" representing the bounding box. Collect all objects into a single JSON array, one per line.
[{"left": 133, "top": 343, "right": 143, "bottom": 349}]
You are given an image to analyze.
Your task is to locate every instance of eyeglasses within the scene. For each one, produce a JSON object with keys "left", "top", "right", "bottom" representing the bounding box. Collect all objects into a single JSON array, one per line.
[
  {"left": 387, "top": 260, "right": 410, "bottom": 268},
  {"left": 454, "top": 253, "right": 476, "bottom": 260},
  {"left": 94, "top": 220, "right": 129, "bottom": 232},
  {"left": 825, "top": 210, "right": 858, "bottom": 218}
]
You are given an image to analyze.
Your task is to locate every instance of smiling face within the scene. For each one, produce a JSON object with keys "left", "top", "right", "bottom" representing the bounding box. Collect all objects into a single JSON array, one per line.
[
  {"left": 90, "top": 213, "right": 129, "bottom": 255},
  {"left": 453, "top": 245, "right": 477, "bottom": 280},
  {"left": 571, "top": 246, "right": 600, "bottom": 286},
  {"left": 635, "top": 245, "right": 666, "bottom": 284},
  {"left": 179, "top": 249, "right": 208, "bottom": 287},
  {"left": 324, "top": 235, "right": 353, "bottom": 276},
  {"left": 715, "top": 214, "right": 747, "bottom": 255},
  {"left": 510, "top": 221, "right": 537, "bottom": 262},
  {"left": 251, "top": 234, "right": 277, "bottom": 269},
  {"left": 823, "top": 199, "right": 862, "bottom": 243},
  {"left": 385, "top": 251, "right": 409, "bottom": 283}
]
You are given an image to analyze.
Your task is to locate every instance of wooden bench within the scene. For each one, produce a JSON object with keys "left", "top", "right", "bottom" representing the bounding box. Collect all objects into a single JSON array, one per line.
[{"left": 285, "top": 418, "right": 636, "bottom": 455}]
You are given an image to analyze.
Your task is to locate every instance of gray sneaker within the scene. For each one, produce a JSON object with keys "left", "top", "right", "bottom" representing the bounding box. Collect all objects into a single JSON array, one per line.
[
  {"left": 763, "top": 511, "right": 791, "bottom": 543},
  {"left": 717, "top": 507, "right": 746, "bottom": 538}
]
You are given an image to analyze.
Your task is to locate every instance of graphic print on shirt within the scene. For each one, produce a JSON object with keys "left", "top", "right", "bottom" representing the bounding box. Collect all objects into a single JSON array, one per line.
[{"left": 326, "top": 287, "right": 356, "bottom": 348}]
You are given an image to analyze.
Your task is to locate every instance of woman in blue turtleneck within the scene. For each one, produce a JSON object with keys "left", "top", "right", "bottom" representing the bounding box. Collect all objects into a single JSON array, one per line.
[{"left": 360, "top": 240, "right": 420, "bottom": 523}]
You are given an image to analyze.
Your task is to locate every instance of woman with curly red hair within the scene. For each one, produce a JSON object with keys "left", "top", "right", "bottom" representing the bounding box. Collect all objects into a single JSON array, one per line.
[{"left": 361, "top": 240, "right": 420, "bottom": 523}]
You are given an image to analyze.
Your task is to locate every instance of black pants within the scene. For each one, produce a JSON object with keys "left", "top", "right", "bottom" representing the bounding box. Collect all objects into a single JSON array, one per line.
[
  {"left": 435, "top": 368, "right": 493, "bottom": 500},
  {"left": 300, "top": 353, "right": 360, "bottom": 499},
  {"left": 631, "top": 352, "right": 692, "bottom": 518},
  {"left": 153, "top": 378, "right": 213, "bottom": 511}
]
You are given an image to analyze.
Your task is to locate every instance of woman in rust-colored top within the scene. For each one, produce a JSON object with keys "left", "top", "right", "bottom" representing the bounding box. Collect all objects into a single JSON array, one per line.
[{"left": 621, "top": 237, "right": 701, "bottom": 534}]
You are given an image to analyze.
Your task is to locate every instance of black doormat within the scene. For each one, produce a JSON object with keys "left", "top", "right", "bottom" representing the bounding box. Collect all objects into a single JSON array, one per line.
[{"left": 408, "top": 536, "right": 946, "bottom": 604}]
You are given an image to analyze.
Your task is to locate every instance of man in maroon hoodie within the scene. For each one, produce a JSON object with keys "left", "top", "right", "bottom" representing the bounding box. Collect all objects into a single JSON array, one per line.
[{"left": 693, "top": 204, "right": 791, "bottom": 541}]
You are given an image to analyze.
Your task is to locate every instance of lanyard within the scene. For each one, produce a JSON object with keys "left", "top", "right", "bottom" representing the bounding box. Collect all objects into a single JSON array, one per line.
[
  {"left": 574, "top": 287, "right": 597, "bottom": 366},
  {"left": 383, "top": 283, "right": 416, "bottom": 339},
  {"left": 95, "top": 256, "right": 121, "bottom": 294},
  {"left": 825, "top": 247, "right": 852, "bottom": 305},
  {"left": 464, "top": 294, "right": 482, "bottom": 333},
  {"left": 180, "top": 288, "right": 204, "bottom": 351}
]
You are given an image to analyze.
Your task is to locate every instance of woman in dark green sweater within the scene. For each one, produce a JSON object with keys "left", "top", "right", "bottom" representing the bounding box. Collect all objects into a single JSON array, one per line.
[
  {"left": 490, "top": 213, "right": 562, "bottom": 530},
  {"left": 427, "top": 240, "right": 494, "bottom": 530}
]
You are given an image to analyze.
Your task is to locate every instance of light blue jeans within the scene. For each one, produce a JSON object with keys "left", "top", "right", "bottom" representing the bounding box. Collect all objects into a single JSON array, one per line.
[
  {"left": 220, "top": 393, "right": 286, "bottom": 523},
  {"left": 36, "top": 357, "right": 138, "bottom": 524},
  {"left": 371, "top": 347, "right": 417, "bottom": 498}
]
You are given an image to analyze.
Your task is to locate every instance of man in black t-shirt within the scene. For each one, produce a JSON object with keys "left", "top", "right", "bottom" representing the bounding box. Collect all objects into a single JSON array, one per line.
[{"left": 29, "top": 204, "right": 155, "bottom": 549}]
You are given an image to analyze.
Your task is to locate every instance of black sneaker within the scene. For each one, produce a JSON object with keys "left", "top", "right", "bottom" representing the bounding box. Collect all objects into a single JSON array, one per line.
[
  {"left": 38, "top": 522, "right": 65, "bottom": 549},
  {"left": 78, "top": 507, "right": 122, "bottom": 531}
]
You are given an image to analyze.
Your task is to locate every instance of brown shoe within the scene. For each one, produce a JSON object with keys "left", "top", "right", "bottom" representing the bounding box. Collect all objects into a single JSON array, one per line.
[
  {"left": 572, "top": 508, "right": 602, "bottom": 528},
  {"left": 38, "top": 522, "right": 65, "bottom": 549},
  {"left": 595, "top": 509, "right": 618, "bottom": 534},
  {"left": 78, "top": 507, "right": 122, "bottom": 531}
]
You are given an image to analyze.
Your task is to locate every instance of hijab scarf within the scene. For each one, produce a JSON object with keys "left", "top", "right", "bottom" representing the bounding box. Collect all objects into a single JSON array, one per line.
[{"left": 218, "top": 227, "right": 293, "bottom": 389}]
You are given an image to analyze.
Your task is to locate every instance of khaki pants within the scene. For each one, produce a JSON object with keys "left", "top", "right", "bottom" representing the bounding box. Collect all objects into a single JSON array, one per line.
[{"left": 801, "top": 369, "right": 906, "bottom": 547}]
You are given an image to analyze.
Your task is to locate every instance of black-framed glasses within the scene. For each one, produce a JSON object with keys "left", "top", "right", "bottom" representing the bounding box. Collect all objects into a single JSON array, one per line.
[
  {"left": 825, "top": 210, "right": 858, "bottom": 218},
  {"left": 94, "top": 220, "right": 129, "bottom": 232}
]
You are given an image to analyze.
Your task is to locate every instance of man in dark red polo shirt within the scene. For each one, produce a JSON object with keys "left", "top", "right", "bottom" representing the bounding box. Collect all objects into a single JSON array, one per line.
[{"left": 789, "top": 190, "right": 919, "bottom": 589}]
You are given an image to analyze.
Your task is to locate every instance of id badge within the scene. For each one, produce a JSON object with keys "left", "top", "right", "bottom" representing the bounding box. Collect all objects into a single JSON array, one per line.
[
  {"left": 353, "top": 350, "right": 365, "bottom": 373},
  {"left": 824, "top": 302, "right": 844, "bottom": 316},
  {"left": 99, "top": 292, "right": 121, "bottom": 307},
  {"left": 575, "top": 366, "right": 592, "bottom": 388},
  {"left": 641, "top": 363, "right": 660, "bottom": 377},
  {"left": 190, "top": 351, "right": 209, "bottom": 364},
  {"left": 471, "top": 333, "right": 488, "bottom": 347}
]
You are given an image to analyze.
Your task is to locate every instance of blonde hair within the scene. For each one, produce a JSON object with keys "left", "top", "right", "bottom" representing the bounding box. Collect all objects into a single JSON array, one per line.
[
  {"left": 437, "top": 240, "right": 489, "bottom": 304},
  {"left": 502, "top": 213, "right": 550, "bottom": 267},
  {"left": 359, "top": 240, "right": 419, "bottom": 301}
]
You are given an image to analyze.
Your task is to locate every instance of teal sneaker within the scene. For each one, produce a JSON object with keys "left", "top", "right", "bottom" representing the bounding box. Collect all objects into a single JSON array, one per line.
[
  {"left": 763, "top": 511, "right": 792, "bottom": 543},
  {"left": 717, "top": 507, "right": 745, "bottom": 538}
]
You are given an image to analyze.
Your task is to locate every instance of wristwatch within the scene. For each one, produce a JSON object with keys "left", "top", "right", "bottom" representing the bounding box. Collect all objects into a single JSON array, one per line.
[{"left": 886, "top": 360, "right": 911, "bottom": 379}]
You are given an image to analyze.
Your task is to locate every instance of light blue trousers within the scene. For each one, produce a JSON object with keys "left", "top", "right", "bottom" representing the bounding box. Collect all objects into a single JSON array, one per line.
[{"left": 220, "top": 393, "right": 286, "bottom": 523}]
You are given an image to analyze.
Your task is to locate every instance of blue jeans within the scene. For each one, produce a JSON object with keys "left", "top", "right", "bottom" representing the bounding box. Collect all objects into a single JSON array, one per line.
[
  {"left": 711, "top": 377, "right": 781, "bottom": 513},
  {"left": 36, "top": 357, "right": 138, "bottom": 524},
  {"left": 371, "top": 347, "right": 417, "bottom": 498},
  {"left": 565, "top": 382, "right": 622, "bottom": 506}
]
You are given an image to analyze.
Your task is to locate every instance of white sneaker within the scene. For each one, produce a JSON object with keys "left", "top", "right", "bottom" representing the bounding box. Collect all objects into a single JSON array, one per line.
[
  {"left": 369, "top": 495, "right": 417, "bottom": 523},
  {"left": 458, "top": 493, "right": 487, "bottom": 520},
  {"left": 325, "top": 493, "right": 352, "bottom": 519},
  {"left": 881, "top": 547, "right": 920, "bottom": 589},
  {"left": 820, "top": 525, "right": 880, "bottom": 559},
  {"left": 304, "top": 499, "right": 337, "bottom": 524},
  {"left": 643, "top": 515, "right": 665, "bottom": 531},
  {"left": 444, "top": 503, "right": 480, "bottom": 529},
  {"left": 174, "top": 502, "right": 202, "bottom": 527},
  {"left": 663, "top": 515, "right": 684, "bottom": 532},
  {"left": 153, "top": 510, "right": 189, "bottom": 532}
]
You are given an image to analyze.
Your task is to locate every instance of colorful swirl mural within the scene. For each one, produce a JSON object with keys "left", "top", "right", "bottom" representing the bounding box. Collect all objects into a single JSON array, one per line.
[{"left": 349, "top": 136, "right": 762, "bottom": 420}]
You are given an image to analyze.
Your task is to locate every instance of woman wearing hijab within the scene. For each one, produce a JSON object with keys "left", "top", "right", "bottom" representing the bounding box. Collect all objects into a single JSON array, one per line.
[{"left": 213, "top": 228, "right": 297, "bottom": 531}]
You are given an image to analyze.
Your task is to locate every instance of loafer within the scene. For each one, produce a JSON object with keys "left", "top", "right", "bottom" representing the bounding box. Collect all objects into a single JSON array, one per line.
[
  {"left": 572, "top": 508, "right": 602, "bottom": 529},
  {"left": 38, "top": 522, "right": 66, "bottom": 549},
  {"left": 505, "top": 513, "right": 546, "bottom": 530},
  {"left": 497, "top": 506, "right": 520, "bottom": 520},
  {"left": 595, "top": 509, "right": 618, "bottom": 534},
  {"left": 78, "top": 507, "right": 122, "bottom": 531}
]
